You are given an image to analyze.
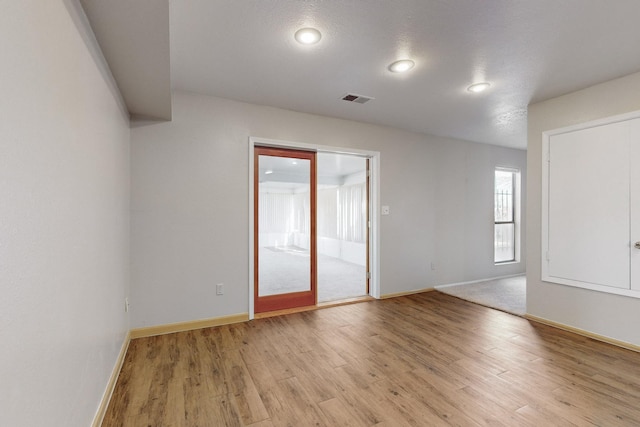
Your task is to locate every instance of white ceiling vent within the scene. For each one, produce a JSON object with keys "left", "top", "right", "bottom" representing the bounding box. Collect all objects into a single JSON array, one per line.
[{"left": 342, "top": 93, "right": 374, "bottom": 104}]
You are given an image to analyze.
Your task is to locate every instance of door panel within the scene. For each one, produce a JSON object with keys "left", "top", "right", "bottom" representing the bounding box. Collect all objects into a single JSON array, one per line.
[
  {"left": 316, "top": 153, "right": 368, "bottom": 302},
  {"left": 366, "top": 158, "right": 370, "bottom": 294},
  {"left": 630, "top": 118, "right": 640, "bottom": 291},
  {"left": 548, "top": 123, "right": 630, "bottom": 289},
  {"left": 254, "top": 147, "right": 316, "bottom": 313}
]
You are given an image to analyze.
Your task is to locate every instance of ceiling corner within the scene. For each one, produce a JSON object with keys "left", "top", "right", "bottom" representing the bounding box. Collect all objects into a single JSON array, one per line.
[{"left": 79, "top": 0, "right": 172, "bottom": 121}]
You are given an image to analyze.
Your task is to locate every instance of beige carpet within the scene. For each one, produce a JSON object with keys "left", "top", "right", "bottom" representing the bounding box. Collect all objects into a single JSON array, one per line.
[
  {"left": 435, "top": 275, "right": 526, "bottom": 316},
  {"left": 259, "top": 246, "right": 367, "bottom": 302}
]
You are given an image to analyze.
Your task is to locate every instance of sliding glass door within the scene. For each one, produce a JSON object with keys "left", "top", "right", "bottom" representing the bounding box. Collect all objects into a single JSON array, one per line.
[
  {"left": 316, "top": 153, "right": 369, "bottom": 302},
  {"left": 254, "top": 147, "right": 316, "bottom": 313}
]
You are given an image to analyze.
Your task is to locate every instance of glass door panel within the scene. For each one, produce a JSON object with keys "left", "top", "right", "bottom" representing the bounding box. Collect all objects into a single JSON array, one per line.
[
  {"left": 254, "top": 147, "right": 316, "bottom": 312},
  {"left": 316, "top": 153, "right": 368, "bottom": 302},
  {"left": 258, "top": 155, "right": 311, "bottom": 296}
]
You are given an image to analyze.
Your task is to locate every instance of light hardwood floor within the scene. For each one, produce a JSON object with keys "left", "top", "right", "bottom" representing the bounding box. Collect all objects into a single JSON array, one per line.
[{"left": 103, "top": 292, "right": 640, "bottom": 426}]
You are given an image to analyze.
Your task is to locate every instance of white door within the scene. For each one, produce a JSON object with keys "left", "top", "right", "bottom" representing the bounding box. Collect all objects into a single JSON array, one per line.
[
  {"left": 630, "top": 118, "right": 640, "bottom": 291},
  {"left": 548, "top": 121, "right": 630, "bottom": 289}
]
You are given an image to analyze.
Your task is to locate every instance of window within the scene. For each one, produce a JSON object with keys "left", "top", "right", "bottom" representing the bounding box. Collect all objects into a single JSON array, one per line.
[{"left": 494, "top": 168, "right": 520, "bottom": 263}]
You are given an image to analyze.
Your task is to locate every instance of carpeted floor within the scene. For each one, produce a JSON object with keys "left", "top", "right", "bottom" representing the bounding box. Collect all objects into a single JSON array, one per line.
[
  {"left": 435, "top": 275, "right": 526, "bottom": 316},
  {"left": 259, "top": 246, "right": 367, "bottom": 302}
]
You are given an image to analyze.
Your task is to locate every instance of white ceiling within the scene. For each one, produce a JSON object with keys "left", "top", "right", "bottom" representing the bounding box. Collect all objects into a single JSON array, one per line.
[
  {"left": 80, "top": 0, "right": 172, "bottom": 120},
  {"left": 83, "top": 1, "right": 640, "bottom": 149}
]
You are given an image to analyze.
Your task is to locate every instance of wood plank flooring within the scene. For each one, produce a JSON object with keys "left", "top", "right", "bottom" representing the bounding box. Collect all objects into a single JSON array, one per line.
[{"left": 102, "top": 292, "right": 640, "bottom": 426}]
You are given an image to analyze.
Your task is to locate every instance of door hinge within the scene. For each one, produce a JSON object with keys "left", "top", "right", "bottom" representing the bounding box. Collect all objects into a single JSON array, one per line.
[
  {"left": 366, "top": 272, "right": 371, "bottom": 279},
  {"left": 546, "top": 251, "right": 550, "bottom": 261}
]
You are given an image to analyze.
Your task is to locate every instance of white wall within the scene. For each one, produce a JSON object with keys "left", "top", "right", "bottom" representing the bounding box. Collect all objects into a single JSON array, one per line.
[
  {"left": 0, "top": 1, "right": 130, "bottom": 426},
  {"left": 130, "top": 90, "right": 526, "bottom": 328},
  {"left": 528, "top": 71, "right": 640, "bottom": 346}
]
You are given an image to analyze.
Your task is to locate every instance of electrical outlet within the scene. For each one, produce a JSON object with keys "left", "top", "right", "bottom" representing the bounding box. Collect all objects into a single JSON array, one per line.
[
  {"left": 216, "top": 283, "right": 224, "bottom": 295},
  {"left": 125, "top": 297, "right": 130, "bottom": 312},
  {"left": 430, "top": 262, "right": 436, "bottom": 270}
]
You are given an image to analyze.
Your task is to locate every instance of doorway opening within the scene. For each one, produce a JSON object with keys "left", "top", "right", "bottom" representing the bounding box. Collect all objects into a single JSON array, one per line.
[{"left": 250, "top": 138, "right": 379, "bottom": 317}]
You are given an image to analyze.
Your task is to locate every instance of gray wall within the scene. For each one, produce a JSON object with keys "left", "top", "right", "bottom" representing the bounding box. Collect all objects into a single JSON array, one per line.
[
  {"left": 131, "top": 91, "right": 526, "bottom": 328},
  {"left": 0, "top": 1, "right": 130, "bottom": 425},
  {"left": 527, "top": 71, "right": 640, "bottom": 346}
]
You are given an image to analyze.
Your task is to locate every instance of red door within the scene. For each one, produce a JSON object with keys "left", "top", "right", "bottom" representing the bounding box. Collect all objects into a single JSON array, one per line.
[{"left": 254, "top": 147, "right": 317, "bottom": 313}]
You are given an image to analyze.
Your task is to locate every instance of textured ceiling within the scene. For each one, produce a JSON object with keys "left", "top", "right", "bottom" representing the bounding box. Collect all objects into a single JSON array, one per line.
[
  {"left": 169, "top": 0, "right": 640, "bottom": 150},
  {"left": 84, "top": 1, "right": 640, "bottom": 149}
]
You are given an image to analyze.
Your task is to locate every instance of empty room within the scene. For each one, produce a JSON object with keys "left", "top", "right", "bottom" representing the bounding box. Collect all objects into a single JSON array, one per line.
[{"left": 3, "top": 1, "right": 640, "bottom": 426}]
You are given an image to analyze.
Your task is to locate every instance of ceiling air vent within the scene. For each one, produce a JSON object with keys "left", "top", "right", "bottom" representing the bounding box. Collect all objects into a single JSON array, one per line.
[{"left": 342, "top": 93, "right": 374, "bottom": 104}]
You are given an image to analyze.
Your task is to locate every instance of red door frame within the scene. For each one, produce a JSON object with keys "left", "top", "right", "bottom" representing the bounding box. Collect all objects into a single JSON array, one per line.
[{"left": 254, "top": 146, "right": 317, "bottom": 313}]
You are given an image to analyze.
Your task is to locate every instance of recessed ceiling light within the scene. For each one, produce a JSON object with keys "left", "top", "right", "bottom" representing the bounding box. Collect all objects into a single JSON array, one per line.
[
  {"left": 294, "top": 28, "right": 321, "bottom": 45},
  {"left": 467, "top": 82, "right": 491, "bottom": 93},
  {"left": 388, "top": 59, "right": 415, "bottom": 73},
  {"left": 265, "top": 169, "right": 273, "bottom": 175}
]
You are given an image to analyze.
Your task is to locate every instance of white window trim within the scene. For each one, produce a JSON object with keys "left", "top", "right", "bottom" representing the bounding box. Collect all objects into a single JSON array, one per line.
[{"left": 494, "top": 166, "right": 521, "bottom": 265}]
